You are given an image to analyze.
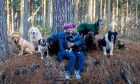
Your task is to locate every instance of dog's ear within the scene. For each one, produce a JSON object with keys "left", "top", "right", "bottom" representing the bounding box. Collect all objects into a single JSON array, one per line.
[
  {"left": 108, "top": 31, "right": 112, "bottom": 34},
  {"left": 114, "top": 32, "right": 118, "bottom": 35},
  {"left": 38, "top": 39, "right": 41, "bottom": 44},
  {"left": 35, "top": 28, "right": 40, "bottom": 33}
]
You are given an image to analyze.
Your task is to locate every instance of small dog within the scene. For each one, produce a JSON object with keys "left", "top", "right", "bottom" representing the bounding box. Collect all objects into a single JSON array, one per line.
[
  {"left": 28, "top": 27, "right": 43, "bottom": 50},
  {"left": 98, "top": 31, "right": 118, "bottom": 56},
  {"left": 117, "top": 40, "right": 125, "bottom": 49},
  {"left": 85, "top": 32, "right": 95, "bottom": 52},
  {"left": 11, "top": 34, "right": 35, "bottom": 56},
  {"left": 38, "top": 39, "right": 49, "bottom": 59},
  {"left": 65, "top": 34, "right": 75, "bottom": 52}
]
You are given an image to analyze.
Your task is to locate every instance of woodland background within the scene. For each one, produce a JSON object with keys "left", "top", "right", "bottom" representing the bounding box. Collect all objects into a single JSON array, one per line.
[{"left": 0, "top": 0, "right": 140, "bottom": 83}]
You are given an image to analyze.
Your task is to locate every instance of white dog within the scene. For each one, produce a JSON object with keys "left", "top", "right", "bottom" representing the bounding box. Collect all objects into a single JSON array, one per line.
[{"left": 28, "top": 27, "right": 43, "bottom": 50}]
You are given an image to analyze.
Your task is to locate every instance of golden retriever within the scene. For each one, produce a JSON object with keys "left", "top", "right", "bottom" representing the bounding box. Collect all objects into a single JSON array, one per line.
[
  {"left": 11, "top": 34, "right": 35, "bottom": 56},
  {"left": 28, "top": 27, "right": 43, "bottom": 49}
]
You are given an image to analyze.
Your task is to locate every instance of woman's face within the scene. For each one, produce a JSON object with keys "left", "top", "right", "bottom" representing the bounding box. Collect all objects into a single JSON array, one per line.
[{"left": 66, "top": 28, "right": 75, "bottom": 34}]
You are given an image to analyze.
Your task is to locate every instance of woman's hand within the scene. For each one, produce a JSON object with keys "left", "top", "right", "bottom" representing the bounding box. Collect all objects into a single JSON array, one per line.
[{"left": 68, "top": 42, "right": 75, "bottom": 47}]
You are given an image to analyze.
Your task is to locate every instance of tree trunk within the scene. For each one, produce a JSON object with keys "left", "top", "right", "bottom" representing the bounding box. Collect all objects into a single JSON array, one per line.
[
  {"left": 50, "top": 0, "right": 53, "bottom": 29},
  {"left": 0, "top": 0, "right": 9, "bottom": 60},
  {"left": 47, "top": 0, "right": 53, "bottom": 33},
  {"left": 52, "top": 0, "right": 73, "bottom": 33},
  {"left": 107, "top": 0, "right": 111, "bottom": 31},
  {"left": 126, "top": 0, "right": 128, "bottom": 23},
  {"left": 74, "top": 0, "right": 79, "bottom": 23},
  {"left": 100, "top": 0, "right": 102, "bottom": 18},
  {"left": 135, "top": 0, "right": 138, "bottom": 27},
  {"left": 47, "top": 0, "right": 50, "bottom": 30},
  {"left": 20, "top": 0, "right": 24, "bottom": 36},
  {"left": 23, "top": 0, "right": 29, "bottom": 39},
  {"left": 116, "top": 0, "right": 119, "bottom": 32},
  {"left": 29, "top": 0, "right": 32, "bottom": 27},
  {"left": 7, "top": 0, "right": 10, "bottom": 33},
  {"left": 129, "top": 0, "right": 132, "bottom": 17},
  {"left": 30, "top": 0, "right": 34, "bottom": 26},
  {"left": 7, "top": 0, "right": 14, "bottom": 34},
  {"left": 112, "top": 0, "right": 115, "bottom": 31},
  {"left": 52, "top": 0, "right": 58, "bottom": 33},
  {"left": 11, "top": 0, "right": 14, "bottom": 33},
  {"left": 67, "top": 0, "right": 73, "bottom": 23},
  {"left": 88, "top": 0, "right": 93, "bottom": 22},
  {"left": 93, "top": 0, "right": 96, "bottom": 22},
  {"left": 104, "top": 0, "right": 106, "bottom": 20},
  {"left": 102, "top": 0, "right": 107, "bottom": 33}
]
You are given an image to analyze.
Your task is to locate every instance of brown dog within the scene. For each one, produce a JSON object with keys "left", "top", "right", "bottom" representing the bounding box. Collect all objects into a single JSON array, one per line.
[{"left": 11, "top": 34, "right": 35, "bottom": 56}]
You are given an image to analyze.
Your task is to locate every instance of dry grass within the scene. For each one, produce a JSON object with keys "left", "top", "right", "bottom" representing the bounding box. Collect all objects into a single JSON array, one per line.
[{"left": 0, "top": 41, "right": 140, "bottom": 84}]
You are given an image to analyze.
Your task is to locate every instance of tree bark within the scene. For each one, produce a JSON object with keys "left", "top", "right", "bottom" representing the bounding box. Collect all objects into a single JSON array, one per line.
[
  {"left": 73, "top": 0, "right": 79, "bottom": 23},
  {"left": 20, "top": 0, "right": 24, "bottom": 36},
  {"left": 0, "top": 0, "right": 9, "bottom": 60},
  {"left": 103, "top": 0, "right": 107, "bottom": 32},
  {"left": 7, "top": 0, "right": 10, "bottom": 33},
  {"left": 93, "top": 0, "right": 96, "bottom": 22},
  {"left": 107, "top": 0, "right": 111, "bottom": 31},
  {"left": 23, "top": 0, "right": 29, "bottom": 39},
  {"left": 52, "top": 0, "right": 58, "bottom": 33},
  {"left": 126, "top": 0, "right": 128, "bottom": 23},
  {"left": 104, "top": 0, "right": 106, "bottom": 20},
  {"left": 50, "top": 0, "right": 53, "bottom": 29},
  {"left": 135, "top": 0, "right": 138, "bottom": 27},
  {"left": 100, "top": 0, "right": 102, "bottom": 18},
  {"left": 29, "top": 0, "right": 32, "bottom": 27},
  {"left": 11, "top": 0, "right": 14, "bottom": 33},
  {"left": 52, "top": 0, "right": 73, "bottom": 33},
  {"left": 47, "top": 0, "right": 51, "bottom": 31},
  {"left": 88, "top": 0, "right": 93, "bottom": 22},
  {"left": 112, "top": 0, "right": 115, "bottom": 31},
  {"left": 116, "top": 0, "right": 119, "bottom": 32}
]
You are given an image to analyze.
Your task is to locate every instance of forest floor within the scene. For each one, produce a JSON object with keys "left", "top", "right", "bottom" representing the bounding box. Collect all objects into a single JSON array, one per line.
[{"left": 1, "top": 38, "right": 140, "bottom": 84}]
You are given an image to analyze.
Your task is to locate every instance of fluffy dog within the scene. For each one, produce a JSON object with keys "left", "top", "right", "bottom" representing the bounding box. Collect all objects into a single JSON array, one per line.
[
  {"left": 11, "top": 34, "right": 35, "bottom": 56},
  {"left": 47, "top": 34, "right": 59, "bottom": 56},
  {"left": 38, "top": 38, "right": 49, "bottom": 59},
  {"left": 98, "top": 31, "right": 118, "bottom": 56},
  {"left": 85, "top": 32, "right": 95, "bottom": 52},
  {"left": 77, "top": 19, "right": 103, "bottom": 37},
  {"left": 28, "top": 27, "right": 43, "bottom": 49}
]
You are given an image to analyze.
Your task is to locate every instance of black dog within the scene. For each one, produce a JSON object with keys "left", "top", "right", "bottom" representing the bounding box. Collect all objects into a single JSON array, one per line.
[
  {"left": 77, "top": 19, "right": 103, "bottom": 37},
  {"left": 117, "top": 40, "right": 125, "bottom": 49},
  {"left": 47, "top": 34, "right": 59, "bottom": 56},
  {"left": 65, "top": 33, "right": 75, "bottom": 52},
  {"left": 85, "top": 32, "right": 95, "bottom": 52}
]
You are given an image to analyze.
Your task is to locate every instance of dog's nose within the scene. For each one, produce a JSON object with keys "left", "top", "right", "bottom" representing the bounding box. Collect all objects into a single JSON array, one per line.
[{"left": 32, "top": 32, "right": 35, "bottom": 35}]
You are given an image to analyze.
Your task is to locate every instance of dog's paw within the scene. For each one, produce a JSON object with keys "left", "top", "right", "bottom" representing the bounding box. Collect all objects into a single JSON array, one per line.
[
  {"left": 41, "top": 56, "right": 44, "bottom": 59},
  {"left": 103, "top": 52, "right": 107, "bottom": 56},
  {"left": 18, "top": 54, "right": 21, "bottom": 56},
  {"left": 110, "top": 53, "right": 113, "bottom": 56},
  {"left": 47, "top": 55, "right": 49, "bottom": 58}
]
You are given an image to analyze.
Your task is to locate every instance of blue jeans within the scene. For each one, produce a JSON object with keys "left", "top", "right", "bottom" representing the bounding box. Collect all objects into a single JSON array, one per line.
[{"left": 63, "top": 51, "right": 85, "bottom": 73}]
